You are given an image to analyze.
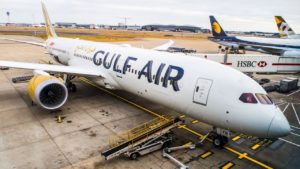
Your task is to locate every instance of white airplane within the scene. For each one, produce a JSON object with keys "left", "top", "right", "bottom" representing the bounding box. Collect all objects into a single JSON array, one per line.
[
  {"left": 209, "top": 16, "right": 300, "bottom": 57},
  {"left": 0, "top": 2, "right": 290, "bottom": 147},
  {"left": 275, "top": 16, "right": 300, "bottom": 39}
]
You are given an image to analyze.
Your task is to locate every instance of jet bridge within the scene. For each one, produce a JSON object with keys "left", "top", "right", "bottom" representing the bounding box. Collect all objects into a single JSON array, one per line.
[{"left": 102, "top": 116, "right": 183, "bottom": 160}]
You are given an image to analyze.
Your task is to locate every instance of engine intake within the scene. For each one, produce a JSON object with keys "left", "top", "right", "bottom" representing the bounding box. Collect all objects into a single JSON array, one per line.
[{"left": 28, "top": 75, "right": 68, "bottom": 110}]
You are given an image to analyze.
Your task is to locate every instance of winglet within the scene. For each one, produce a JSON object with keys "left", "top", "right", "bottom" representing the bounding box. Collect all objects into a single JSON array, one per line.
[
  {"left": 275, "top": 16, "right": 296, "bottom": 37},
  {"left": 41, "top": 1, "right": 57, "bottom": 38},
  {"left": 209, "top": 16, "right": 227, "bottom": 37}
]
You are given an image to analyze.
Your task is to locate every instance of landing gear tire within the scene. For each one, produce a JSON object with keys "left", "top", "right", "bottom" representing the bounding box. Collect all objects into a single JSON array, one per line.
[
  {"left": 212, "top": 135, "right": 228, "bottom": 148},
  {"left": 67, "top": 83, "right": 77, "bottom": 92},
  {"left": 130, "top": 153, "right": 139, "bottom": 160}
]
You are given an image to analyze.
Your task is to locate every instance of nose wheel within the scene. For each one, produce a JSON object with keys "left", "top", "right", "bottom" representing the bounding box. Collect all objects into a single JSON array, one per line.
[
  {"left": 212, "top": 133, "right": 228, "bottom": 148},
  {"left": 210, "top": 127, "right": 230, "bottom": 148}
]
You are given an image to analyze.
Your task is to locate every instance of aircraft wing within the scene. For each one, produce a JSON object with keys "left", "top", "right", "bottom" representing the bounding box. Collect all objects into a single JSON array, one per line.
[
  {"left": 253, "top": 46, "right": 283, "bottom": 55},
  {"left": 234, "top": 42, "right": 284, "bottom": 55},
  {"left": 0, "top": 38, "right": 45, "bottom": 47},
  {"left": 152, "top": 40, "right": 174, "bottom": 51},
  {"left": 0, "top": 60, "right": 104, "bottom": 77}
]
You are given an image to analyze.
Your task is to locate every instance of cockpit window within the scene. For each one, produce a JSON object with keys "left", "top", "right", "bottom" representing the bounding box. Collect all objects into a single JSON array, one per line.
[
  {"left": 255, "top": 94, "right": 273, "bottom": 105},
  {"left": 239, "top": 93, "right": 258, "bottom": 104}
]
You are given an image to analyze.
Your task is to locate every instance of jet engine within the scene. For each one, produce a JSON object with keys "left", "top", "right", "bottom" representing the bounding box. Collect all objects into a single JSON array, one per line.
[
  {"left": 28, "top": 75, "right": 68, "bottom": 110},
  {"left": 282, "top": 51, "right": 300, "bottom": 58},
  {"left": 230, "top": 44, "right": 240, "bottom": 50}
]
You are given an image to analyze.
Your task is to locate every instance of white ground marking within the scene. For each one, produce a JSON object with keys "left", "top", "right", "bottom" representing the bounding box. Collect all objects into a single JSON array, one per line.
[
  {"left": 276, "top": 102, "right": 287, "bottom": 106},
  {"left": 279, "top": 138, "right": 300, "bottom": 148},
  {"left": 291, "top": 132, "right": 300, "bottom": 137},
  {"left": 291, "top": 104, "right": 300, "bottom": 126},
  {"left": 271, "top": 80, "right": 279, "bottom": 83},
  {"left": 282, "top": 103, "right": 290, "bottom": 113},
  {"left": 287, "top": 90, "right": 300, "bottom": 97},
  {"left": 291, "top": 125, "right": 300, "bottom": 130}
]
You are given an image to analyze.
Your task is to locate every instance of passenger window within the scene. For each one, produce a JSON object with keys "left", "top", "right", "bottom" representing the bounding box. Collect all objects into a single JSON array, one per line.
[
  {"left": 255, "top": 94, "right": 273, "bottom": 105},
  {"left": 239, "top": 93, "right": 257, "bottom": 104}
]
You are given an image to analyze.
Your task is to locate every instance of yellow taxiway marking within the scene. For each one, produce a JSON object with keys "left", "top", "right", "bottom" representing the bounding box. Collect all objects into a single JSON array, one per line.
[
  {"left": 232, "top": 135, "right": 241, "bottom": 141},
  {"left": 221, "top": 162, "right": 234, "bottom": 169},
  {"left": 238, "top": 153, "right": 248, "bottom": 159},
  {"left": 192, "top": 120, "right": 199, "bottom": 124},
  {"left": 79, "top": 78, "right": 273, "bottom": 169},
  {"left": 184, "top": 142, "right": 193, "bottom": 146},
  {"left": 251, "top": 144, "right": 261, "bottom": 150},
  {"left": 200, "top": 151, "right": 213, "bottom": 159}
]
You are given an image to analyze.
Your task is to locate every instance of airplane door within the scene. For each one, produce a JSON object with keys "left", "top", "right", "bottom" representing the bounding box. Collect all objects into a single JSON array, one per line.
[{"left": 193, "top": 78, "right": 213, "bottom": 106}]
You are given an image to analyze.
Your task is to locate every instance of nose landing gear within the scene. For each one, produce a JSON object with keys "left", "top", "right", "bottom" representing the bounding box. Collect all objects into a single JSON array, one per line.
[
  {"left": 211, "top": 133, "right": 229, "bottom": 148},
  {"left": 209, "top": 128, "right": 231, "bottom": 148}
]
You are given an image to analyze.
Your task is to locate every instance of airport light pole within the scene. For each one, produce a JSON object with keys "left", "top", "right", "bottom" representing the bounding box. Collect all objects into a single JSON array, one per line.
[
  {"left": 6, "top": 11, "right": 10, "bottom": 25},
  {"left": 118, "top": 17, "right": 131, "bottom": 29}
]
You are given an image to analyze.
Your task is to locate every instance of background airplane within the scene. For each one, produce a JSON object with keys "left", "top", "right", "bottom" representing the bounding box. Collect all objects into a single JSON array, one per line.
[
  {"left": 0, "top": 2, "right": 291, "bottom": 147},
  {"left": 275, "top": 16, "right": 300, "bottom": 39},
  {"left": 209, "top": 15, "right": 300, "bottom": 57}
]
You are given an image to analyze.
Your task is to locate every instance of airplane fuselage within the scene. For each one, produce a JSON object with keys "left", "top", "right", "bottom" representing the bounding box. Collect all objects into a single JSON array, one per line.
[{"left": 46, "top": 37, "right": 290, "bottom": 138}]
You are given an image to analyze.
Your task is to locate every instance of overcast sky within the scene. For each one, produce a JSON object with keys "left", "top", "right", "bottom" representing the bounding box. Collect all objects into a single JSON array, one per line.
[{"left": 0, "top": 0, "right": 299, "bottom": 32}]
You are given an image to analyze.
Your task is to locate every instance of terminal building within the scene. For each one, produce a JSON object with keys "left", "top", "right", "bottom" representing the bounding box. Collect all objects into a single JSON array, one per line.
[{"left": 141, "top": 25, "right": 210, "bottom": 33}]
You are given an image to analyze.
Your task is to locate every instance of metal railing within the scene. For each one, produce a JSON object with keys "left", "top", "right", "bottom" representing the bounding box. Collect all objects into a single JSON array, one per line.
[{"left": 109, "top": 116, "right": 173, "bottom": 148}]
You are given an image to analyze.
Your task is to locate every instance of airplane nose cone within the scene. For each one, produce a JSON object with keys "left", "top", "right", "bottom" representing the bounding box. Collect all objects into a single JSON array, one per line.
[{"left": 268, "top": 110, "right": 291, "bottom": 138}]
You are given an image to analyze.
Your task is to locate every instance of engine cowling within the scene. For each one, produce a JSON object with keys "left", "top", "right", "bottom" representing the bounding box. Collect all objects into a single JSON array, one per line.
[{"left": 28, "top": 75, "right": 68, "bottom": 110}]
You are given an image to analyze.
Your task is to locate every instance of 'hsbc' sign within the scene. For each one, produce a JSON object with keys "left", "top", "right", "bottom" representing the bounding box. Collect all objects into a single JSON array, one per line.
[{"left": 237, "top": 61, "right": 268, "bottom": 68}]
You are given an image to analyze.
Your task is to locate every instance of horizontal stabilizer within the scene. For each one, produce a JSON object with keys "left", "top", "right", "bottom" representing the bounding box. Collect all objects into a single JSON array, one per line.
[
  {"left": 152, "top": 40, "right": 174, "bottom": 51},
  {"left": 0, "top": 38, "right": 45, "bottom": 47}
]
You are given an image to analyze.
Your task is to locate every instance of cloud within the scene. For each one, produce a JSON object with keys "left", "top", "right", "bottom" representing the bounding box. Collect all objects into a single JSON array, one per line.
[{"left": 0, "top": 0, "right": 299, "bottom": 32}]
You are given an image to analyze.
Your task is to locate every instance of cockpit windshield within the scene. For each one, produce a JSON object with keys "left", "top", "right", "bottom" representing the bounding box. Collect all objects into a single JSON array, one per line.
[
  {"left": 239, "top": 93, "right": 258, "bottom": 104},
  {"left": 255, "top": 94, "right": 273, "bottom": 105},
  {"left": 239, "top": 93, "right": 273, "bottom": 105}
]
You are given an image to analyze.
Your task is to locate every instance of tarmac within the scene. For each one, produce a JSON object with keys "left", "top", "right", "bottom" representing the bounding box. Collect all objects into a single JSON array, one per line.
[{"left": 0, "top": 35, "right": 299, "bottom": 169}]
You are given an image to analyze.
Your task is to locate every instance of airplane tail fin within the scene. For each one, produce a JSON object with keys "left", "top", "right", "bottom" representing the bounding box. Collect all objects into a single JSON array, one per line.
[
  {"left": 41, "top": 1, "right": 57, "bottom": 38},
  {"left": 275, "top": 16, "right": 295, "bottom": 37},
  {"left": 209, "top": 16, "right": 227, "bottom": 37}
]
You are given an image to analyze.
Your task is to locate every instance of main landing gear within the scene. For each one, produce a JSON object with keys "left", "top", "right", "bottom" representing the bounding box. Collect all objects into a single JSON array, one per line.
[
  {"left": 63, "top": 74, "right": 77, "bottom": 92},
  {"left": 67, "top": 82, "right": 77, "bottom": 92}
]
